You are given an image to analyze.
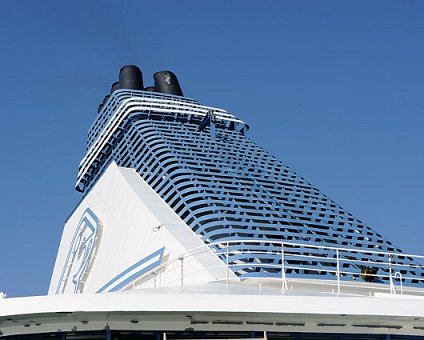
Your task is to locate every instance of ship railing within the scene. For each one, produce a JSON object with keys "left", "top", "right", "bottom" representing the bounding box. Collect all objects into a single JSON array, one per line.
[{"left": 127, "top": 240, "right": 424, "bottom": 296}]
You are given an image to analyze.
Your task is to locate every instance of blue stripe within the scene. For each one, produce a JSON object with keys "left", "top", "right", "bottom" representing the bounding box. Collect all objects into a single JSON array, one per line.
[
  {"left": 108, "top": 261, "right": 161, "bottom": 292},
  {"left": 96, "top": 247, "right": 164, "bottom": 293}
]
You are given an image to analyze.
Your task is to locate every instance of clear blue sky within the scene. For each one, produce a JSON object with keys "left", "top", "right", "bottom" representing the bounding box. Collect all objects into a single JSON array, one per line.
[{"left": 0, "top": 1, "right": 423, "bottom": 297}]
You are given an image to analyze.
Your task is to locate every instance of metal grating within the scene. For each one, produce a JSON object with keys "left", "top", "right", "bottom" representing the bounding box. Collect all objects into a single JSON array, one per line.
[{"left": 78, "top": 91, "right": 424, "bottom": 286}]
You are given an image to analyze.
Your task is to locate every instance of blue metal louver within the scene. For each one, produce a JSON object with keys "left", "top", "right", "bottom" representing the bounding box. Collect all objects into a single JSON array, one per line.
[{"left": 77, "top": 89, "right": 424, "bottom": 287}]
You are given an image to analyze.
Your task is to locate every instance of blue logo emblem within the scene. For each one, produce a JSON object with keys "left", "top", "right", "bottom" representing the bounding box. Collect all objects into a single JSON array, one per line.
[{"left": 56, "top": 208, "right": 101, "bottom": 294}]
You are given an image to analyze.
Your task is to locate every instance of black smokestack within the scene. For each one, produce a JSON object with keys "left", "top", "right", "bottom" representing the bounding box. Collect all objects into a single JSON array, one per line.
[
  {"left": 110, "top": 81, "right": 121, "bottom": 93},
  {"left": 144, "top": 86, "right": 156, "bottom": 92},
  {"left": 97, "top": 103, "right": 104, "bottom": 113},
  {"left": 102, "top": 95, "right": 110, "bottom": 105},
  {"left": 119, "top": 65, "right": 144, "bottom": 90},
  {"left": 154, "top": 71, "right": 183, "bottom": 96},
  {"left": 97, "top": 95, "right": 110, "bottom": 114}
]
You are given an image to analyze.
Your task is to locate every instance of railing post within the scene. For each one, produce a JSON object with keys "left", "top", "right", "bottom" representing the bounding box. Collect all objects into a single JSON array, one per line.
[
  {"left": 388, "top": 253, "right": 396, "bottom": 294},
  {"left": 336, "top": 249, "right": 340, "bottom": 294},
  {"left": 281, "top": 243, "right": 288, "bottom": 290},
  {"left": 226, "top": 241, "right": 230, "bottom": 284},
  {"left": 394, "top": 272, "right": 403, "bottom": 295},
  {"left": 180, "top": 256, "right": 184, "bottom": 288}
]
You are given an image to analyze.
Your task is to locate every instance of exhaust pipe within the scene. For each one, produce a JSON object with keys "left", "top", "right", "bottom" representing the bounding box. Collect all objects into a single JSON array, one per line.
[
  {"left": 154, "top": 71, "right": 183, "bottom": 96},
  {"left": 119, "top": 65, "right": 144, "bottom": 90}
]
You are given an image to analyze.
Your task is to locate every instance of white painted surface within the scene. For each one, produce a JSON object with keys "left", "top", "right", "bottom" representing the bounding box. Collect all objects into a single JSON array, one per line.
[
  {"left": 49, "top": 162, "right": 230, "bottom": 295},
  {"left": 3, "top": 285, "right": 424, "bottom": 336},
  {"left": 3, "top": 288, "right": 423, "bottom": 317}
]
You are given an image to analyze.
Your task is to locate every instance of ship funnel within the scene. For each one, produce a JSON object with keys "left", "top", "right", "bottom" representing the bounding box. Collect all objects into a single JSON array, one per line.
[
  {"left": 154, "top": 71, "right": 183, "bottom": 96},
  {"left": 111, "top": 81, "right": 121, "bottom": 94},
  {"left": 97, "top": 95, "right": 111, "bottom": 114},
  {"left": 102, "top": 95, "right": 110, "bottom": 105},
  {"left": 119, "top": 65, "right": 144, "bottom": 90},
  {"left": 144, "top": 86, "right": 156, "bottom": 92}
]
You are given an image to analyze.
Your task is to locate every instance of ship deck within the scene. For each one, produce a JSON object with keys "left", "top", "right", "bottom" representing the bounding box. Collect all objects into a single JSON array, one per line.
[{"left": 2, "top": 281, "right": 424, "bottom": 337}]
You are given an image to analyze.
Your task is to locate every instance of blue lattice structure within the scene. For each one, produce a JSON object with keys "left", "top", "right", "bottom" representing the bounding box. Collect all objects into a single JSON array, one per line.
[{"left": 76, "top": 89, "right": 424, "bottom": 287}]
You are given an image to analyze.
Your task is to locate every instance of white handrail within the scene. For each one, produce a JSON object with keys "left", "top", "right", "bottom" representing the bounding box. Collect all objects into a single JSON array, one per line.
[
  {"left": 394, "top": 272, "right": 404, "bottom": 295},
  {"left": 126, "top": 239, "right": 424, "bottom": 296}
]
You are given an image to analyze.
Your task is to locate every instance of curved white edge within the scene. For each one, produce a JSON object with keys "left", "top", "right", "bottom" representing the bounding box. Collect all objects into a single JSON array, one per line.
[
  {"left": 3, "top": 287, "right": 424, "bottom": 337},
  {"left": 2, "top": 288, "right": 424, "bottom": 318}
]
